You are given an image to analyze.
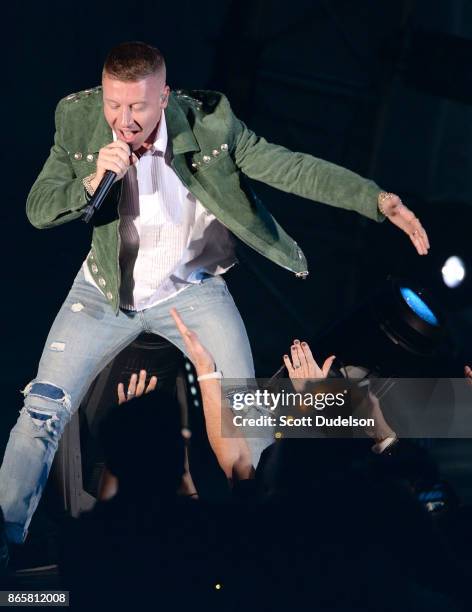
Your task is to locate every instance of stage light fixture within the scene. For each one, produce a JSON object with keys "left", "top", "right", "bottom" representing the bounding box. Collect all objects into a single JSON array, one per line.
[
  {"left": 272, "top": 278, "right": 450, "bottom": 379},
  {"left": 399, "top": 287, "right": 439, "bottom": 326},
  {"left": 441, "top": 256, "right": 466, "bottom": 288}
]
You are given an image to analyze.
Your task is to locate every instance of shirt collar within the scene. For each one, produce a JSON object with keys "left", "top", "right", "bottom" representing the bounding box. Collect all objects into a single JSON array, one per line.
[{"left": 152, "top": 109, "right": 167, "bottom": 154}]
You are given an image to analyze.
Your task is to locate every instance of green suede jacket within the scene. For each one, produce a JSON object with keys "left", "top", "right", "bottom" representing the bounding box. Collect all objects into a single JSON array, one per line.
[{"left": 26, "top": 86, "right": 383, "bottom": 313}]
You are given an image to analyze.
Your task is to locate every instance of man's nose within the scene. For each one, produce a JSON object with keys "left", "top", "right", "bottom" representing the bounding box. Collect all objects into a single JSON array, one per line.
[{"left": 121, "top": 107, "right": 133, "bottom": 126}]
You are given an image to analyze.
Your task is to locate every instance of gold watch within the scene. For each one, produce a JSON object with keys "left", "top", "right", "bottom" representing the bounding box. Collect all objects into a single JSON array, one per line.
[
  {"left": 82, "top": 173, "right": 97, "bottom": 197},
  {"left": 377, "top": 191, "right": 395, "bottom": 216}
]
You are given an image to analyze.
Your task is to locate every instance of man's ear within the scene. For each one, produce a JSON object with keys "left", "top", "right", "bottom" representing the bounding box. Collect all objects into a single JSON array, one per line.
[{"left": 160, "top": 85, "right": 170, "bottom": 107}]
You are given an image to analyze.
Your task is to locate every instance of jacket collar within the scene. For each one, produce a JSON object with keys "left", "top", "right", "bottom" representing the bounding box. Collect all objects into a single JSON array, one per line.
[
  {"left": 165, "top": 93, "right": 200, "bottom": 154},
  {"left": 88, "top": 98, "right": 112, "bottom": 153},
  {"left": 88, "top": 92, "right": 200, "bottom": 155}
]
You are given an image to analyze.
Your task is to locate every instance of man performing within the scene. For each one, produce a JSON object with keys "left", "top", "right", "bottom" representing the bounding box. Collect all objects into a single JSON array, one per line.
[{"left": 0, "top": 41, "right": 429, "bottom": 554}]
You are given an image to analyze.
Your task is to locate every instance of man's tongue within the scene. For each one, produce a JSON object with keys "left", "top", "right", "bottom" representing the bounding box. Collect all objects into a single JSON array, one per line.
[{"left": 120, "top": 129, "right": 137, "bottom": 143}]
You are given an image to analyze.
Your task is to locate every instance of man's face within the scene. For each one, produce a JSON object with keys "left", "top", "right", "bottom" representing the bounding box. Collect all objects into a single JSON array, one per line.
[{"left": 102, "top": 72, "right": 170, "bottom": 150}]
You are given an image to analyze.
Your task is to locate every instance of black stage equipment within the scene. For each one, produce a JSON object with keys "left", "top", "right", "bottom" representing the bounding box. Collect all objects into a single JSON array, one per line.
[
  {"left": 271, "top": 277, "right": 451, "bottom": 381},
  {"left": 51, "top": 333, "right": 188, "bottom": 516}
]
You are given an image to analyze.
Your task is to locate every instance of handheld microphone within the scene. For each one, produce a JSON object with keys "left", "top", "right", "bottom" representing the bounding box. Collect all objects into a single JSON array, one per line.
[
  {"left": 82, "top": 170, "right": 116, "bottom": 223},
  {"left": 82, "top": 142, "right": 133, "bottom": 223}
]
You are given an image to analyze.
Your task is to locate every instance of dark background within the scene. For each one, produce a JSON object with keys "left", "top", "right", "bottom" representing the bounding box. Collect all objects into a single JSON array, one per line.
[{"left": 2, "top": 0, "right": 472, "bottom": 455}]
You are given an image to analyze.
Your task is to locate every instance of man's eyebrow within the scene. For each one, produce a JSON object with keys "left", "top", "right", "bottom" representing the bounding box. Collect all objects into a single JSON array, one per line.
[{"left": 104, "top": 98, "right": 147, "bottom": 105}]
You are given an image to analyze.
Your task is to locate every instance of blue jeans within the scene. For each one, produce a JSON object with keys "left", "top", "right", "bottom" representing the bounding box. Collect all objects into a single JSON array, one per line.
[{"left": 0, "top": 269, "right": 269, "bottom": 544}]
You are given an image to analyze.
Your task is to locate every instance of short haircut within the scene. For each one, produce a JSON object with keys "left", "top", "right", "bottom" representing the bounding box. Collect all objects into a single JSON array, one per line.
[{"left": 103, "top": 41, "right": 166, "bottom": 82}]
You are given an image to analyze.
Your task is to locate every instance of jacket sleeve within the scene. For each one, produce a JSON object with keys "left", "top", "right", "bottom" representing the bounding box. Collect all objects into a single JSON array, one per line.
[
  {"left": 26, "top": 99, "right": 91, "bottom": 229},
  {"left": 225, "top": 99, "right": 384, "bottom": 223}
]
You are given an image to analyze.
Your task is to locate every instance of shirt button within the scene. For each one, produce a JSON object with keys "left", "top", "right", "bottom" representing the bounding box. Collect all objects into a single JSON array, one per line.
[
  {"left": 106, "top": 291, "right": 113, "bottom": 300},
  {"left": 73, "top": 152, "right": 83, "bottom": 160},
  {"left": 220, "top": 143, "right": 228, "bottom": 151},
  {"left": 91, "top": 264, "right": 98, "bottom": 274},
  {"left": 98, "top": 277, "right": 106, "bottom": 287}
]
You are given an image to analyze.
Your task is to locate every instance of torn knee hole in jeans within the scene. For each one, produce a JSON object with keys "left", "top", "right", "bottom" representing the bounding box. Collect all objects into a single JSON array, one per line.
[
  {"left": 26, "top": 408, "right": 61, "bottom": 433},
  {"left": 21, "top": 381, "right": 72, "bottom": 434}
]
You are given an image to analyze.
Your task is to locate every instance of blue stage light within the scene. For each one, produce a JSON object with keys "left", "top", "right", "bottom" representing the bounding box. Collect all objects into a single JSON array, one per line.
[{"left": 400, "top": 287, "right": 439, "bottom": 326}]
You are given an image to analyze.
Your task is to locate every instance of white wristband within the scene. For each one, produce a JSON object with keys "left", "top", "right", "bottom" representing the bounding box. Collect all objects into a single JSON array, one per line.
[{"left": 197, "top": 371, "right": 223, "bottom": 382}]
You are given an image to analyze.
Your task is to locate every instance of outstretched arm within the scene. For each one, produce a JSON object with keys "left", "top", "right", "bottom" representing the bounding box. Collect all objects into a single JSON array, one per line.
[
  {"left": 171, "top": 308, "right": 254, "bottom": 482},
  {"left": 97, "top": 370, "right": 158, "bottom": 500},
  {"left": 225, "top": 97, "right": 429, "bottom": 255}
]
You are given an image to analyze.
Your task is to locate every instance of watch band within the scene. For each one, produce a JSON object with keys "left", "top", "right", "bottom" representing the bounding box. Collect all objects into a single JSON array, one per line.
[
  {"left": 377, "top": 191, "right": 395, "bottom": 216},
  {"left": 82, "top": 173, "right": 97, "bottom": 197}
]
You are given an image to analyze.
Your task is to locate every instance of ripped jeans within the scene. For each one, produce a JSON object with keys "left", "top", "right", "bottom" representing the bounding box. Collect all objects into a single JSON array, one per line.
[{"left": 0, "top": 268, "right": 269, "bottom": 544}]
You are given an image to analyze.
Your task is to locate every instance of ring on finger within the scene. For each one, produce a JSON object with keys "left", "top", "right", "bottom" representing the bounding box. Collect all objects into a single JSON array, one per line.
[{"left": 127, "top": 391, "right": 135, "bottom": 398}]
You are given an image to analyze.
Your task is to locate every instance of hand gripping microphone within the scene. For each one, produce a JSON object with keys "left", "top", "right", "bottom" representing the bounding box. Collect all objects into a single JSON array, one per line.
[
  {"left": 82, "top": 170, "right": 117, "bottom": 223},
  {"left": 82, "top": 143, "right": 132, "bottom": 223}
]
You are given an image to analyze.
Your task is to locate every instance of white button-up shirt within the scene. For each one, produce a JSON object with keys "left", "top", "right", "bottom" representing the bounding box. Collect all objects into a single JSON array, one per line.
[{"left": 83, "top": 110, "right": 236, "bottom": 310}]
